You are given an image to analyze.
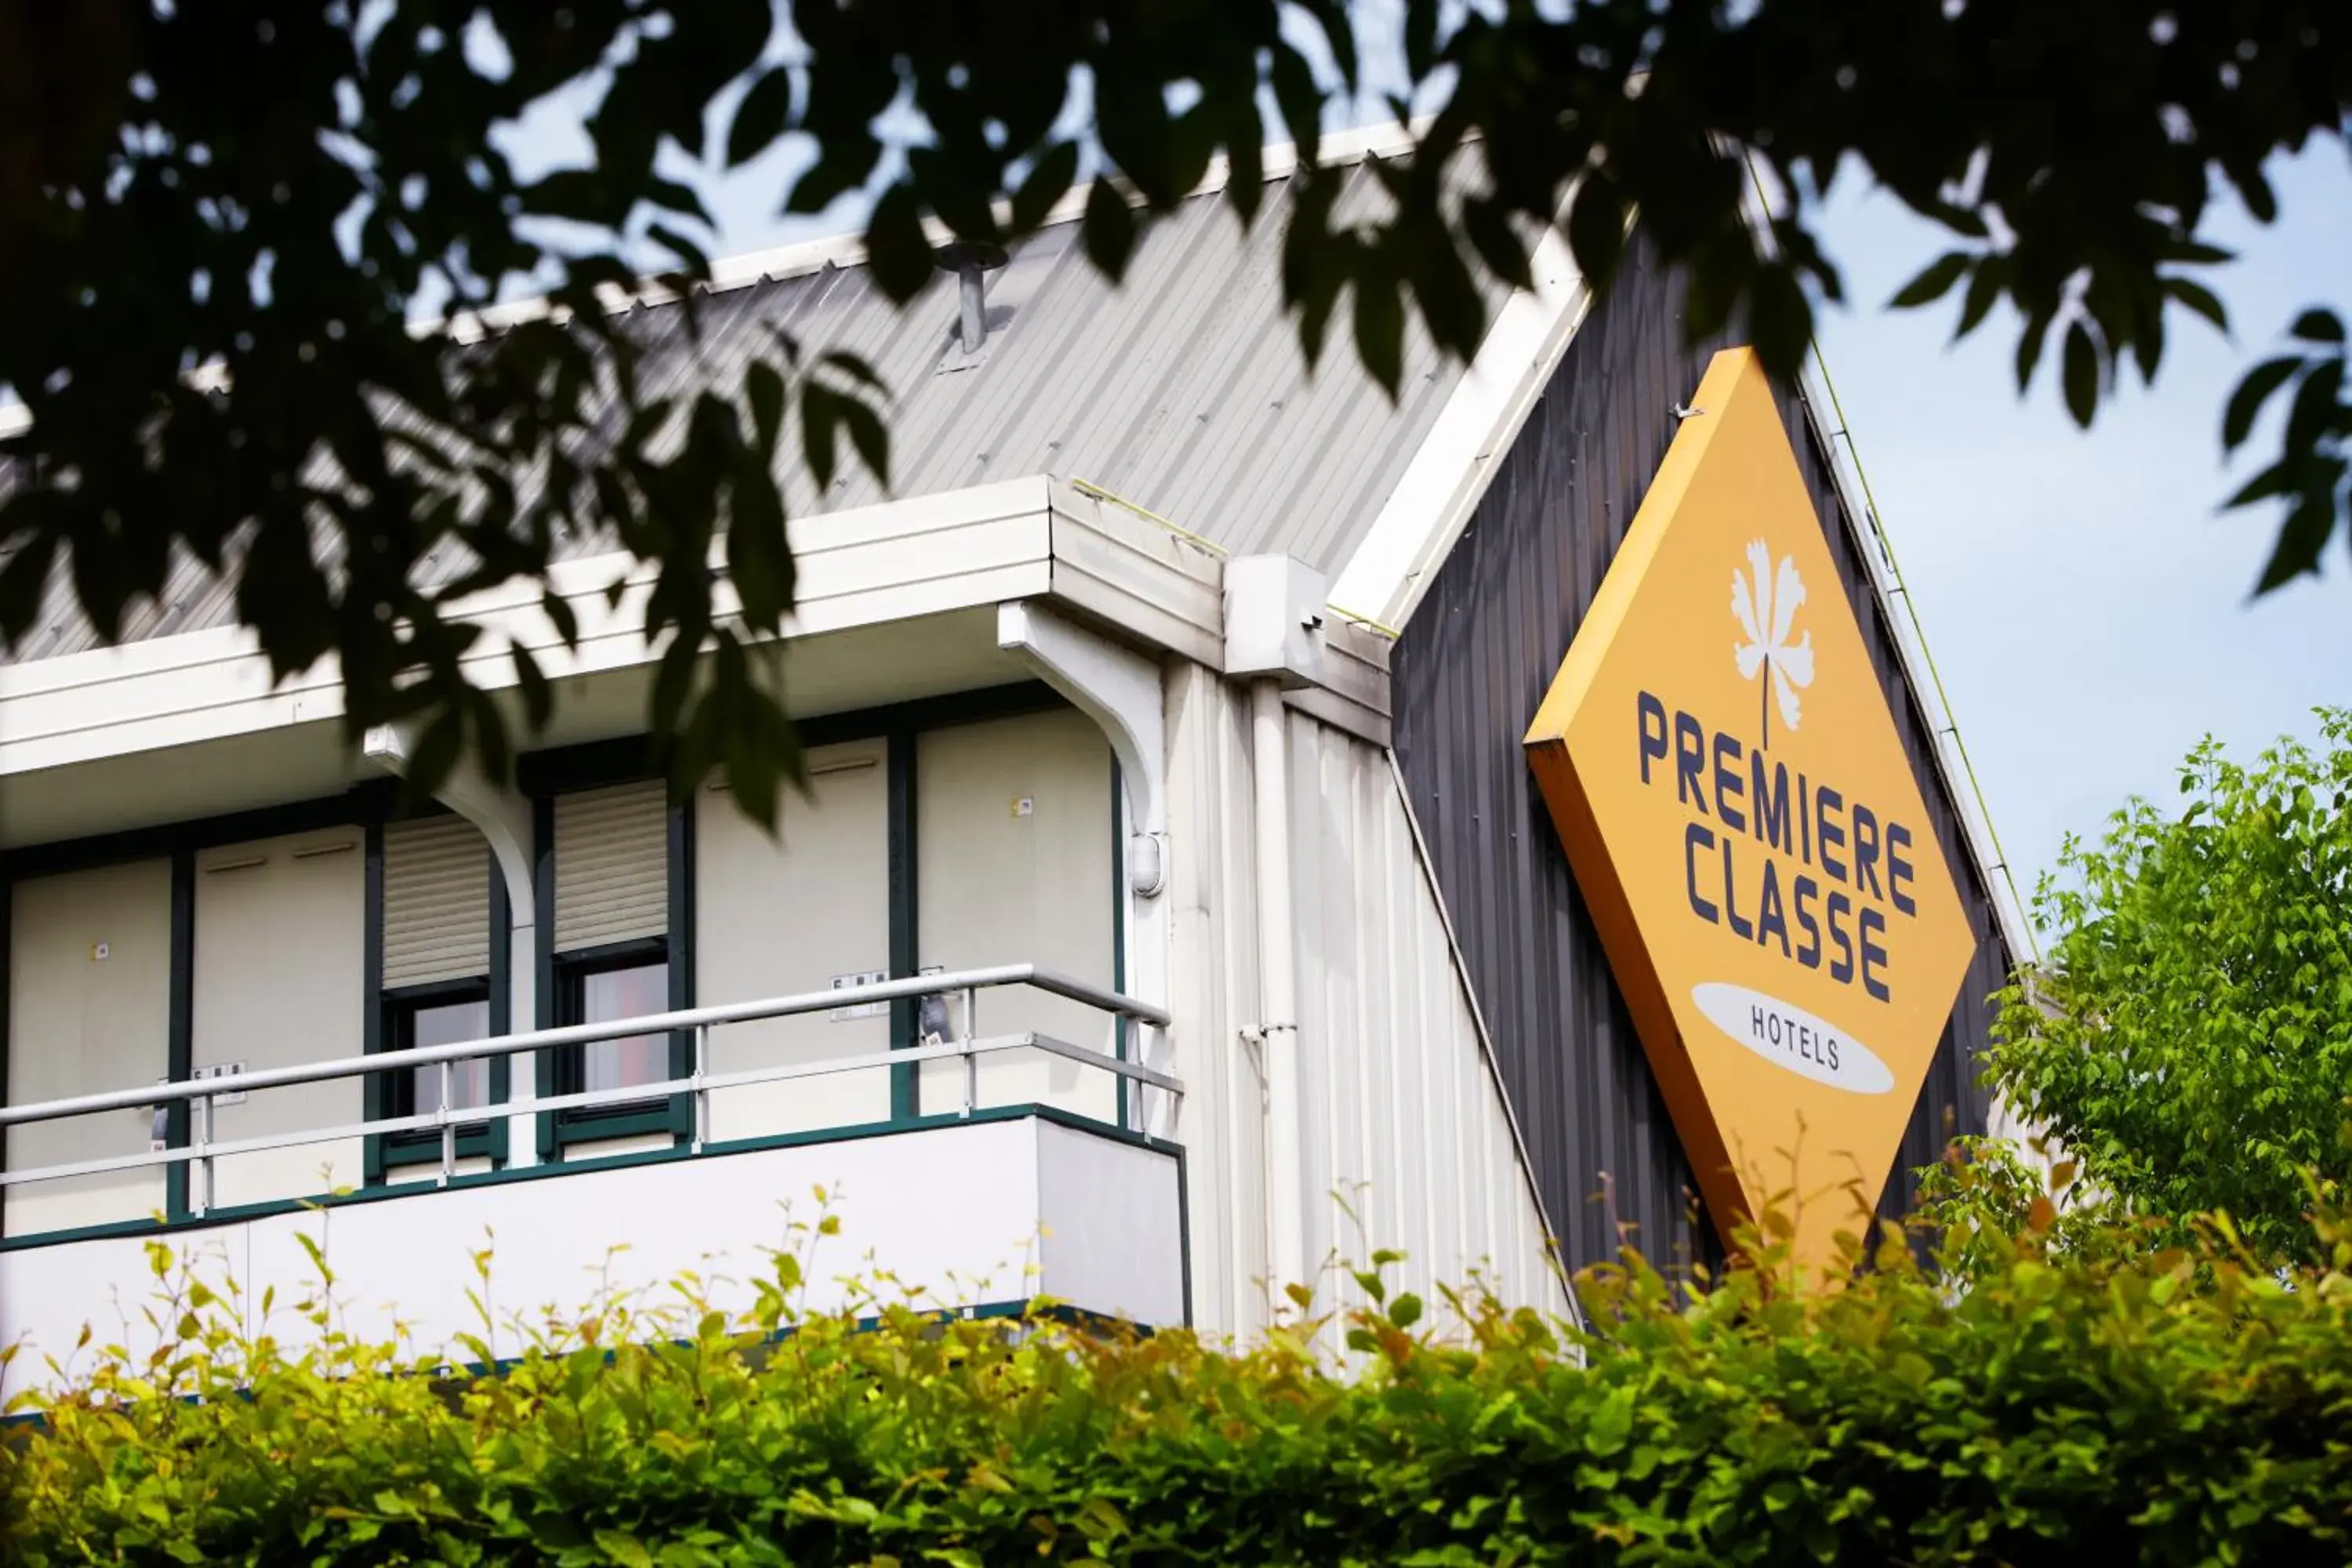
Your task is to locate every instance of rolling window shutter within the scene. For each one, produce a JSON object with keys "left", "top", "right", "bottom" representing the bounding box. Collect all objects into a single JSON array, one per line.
[
  {"left": 554, "top": 781, "right": 669, "bottom": 952},
  {"left": 382, "top": 816, "right": 491, "bottom": 988}
]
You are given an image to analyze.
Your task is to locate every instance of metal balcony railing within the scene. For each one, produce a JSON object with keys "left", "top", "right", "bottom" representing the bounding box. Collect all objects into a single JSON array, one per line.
[{"left": 0, "top": 966, "right": 1177, "bottom": 1219}]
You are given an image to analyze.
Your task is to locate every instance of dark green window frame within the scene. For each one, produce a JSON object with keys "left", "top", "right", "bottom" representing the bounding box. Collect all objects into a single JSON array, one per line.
[
  {"left": 544, "top": 936, "right": 688, "bottom": 1149},
  {"left": 363, "top": 815, "right": 514, "bottom": 1184}
]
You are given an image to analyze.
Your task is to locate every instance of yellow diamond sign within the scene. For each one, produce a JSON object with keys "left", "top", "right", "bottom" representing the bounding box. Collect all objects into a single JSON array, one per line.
[{"left": 1523, "top": 347, "right": 1978, "bottom": 1271}]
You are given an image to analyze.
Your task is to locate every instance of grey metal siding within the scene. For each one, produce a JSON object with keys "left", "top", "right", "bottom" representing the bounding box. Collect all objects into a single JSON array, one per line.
[{"left": 1390, "top": 237, "right": 2008, "bottom": 1277}]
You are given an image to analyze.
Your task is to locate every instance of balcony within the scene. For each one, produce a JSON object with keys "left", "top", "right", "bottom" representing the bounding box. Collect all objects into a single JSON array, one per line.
[{"left": 0, "top": 967, "right": 1181, "bottom": 1399}]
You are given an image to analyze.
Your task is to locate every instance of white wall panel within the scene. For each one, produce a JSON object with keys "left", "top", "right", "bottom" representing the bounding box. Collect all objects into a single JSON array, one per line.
[
  {"left": 1036, "top": 1118, "right": 1187, "bottom": 1325},
  {"left": 191, "top": 833, "right": 365, "bottom": 1208},
  {"left": 2, "top": 1116, "right": 1183, "bottom": 1399},
  {"left": 916, "top": 708, "right": 1117, "bottom": 1123},
  {"left": 5, "top": 859, "right": 173, "bottom": 1237},
  {"left": 1289, "top": 710, "right": 1573, "bottom": 1336},
  {"left": 1162, "top": 664, "right": 1571, "bottom": 1345},
  {"left": 696, "top": 741, "right": 893, "bottom": 1140},
  {"left": 1162, "top": 663, "right": 1270, "bottom": 1340}
]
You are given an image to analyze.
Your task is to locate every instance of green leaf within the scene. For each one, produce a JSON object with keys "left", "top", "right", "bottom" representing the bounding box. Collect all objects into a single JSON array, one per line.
[
  {"left": 1584, "top": 1389, "right": 1634, "bottom": 1457},
  {"left": 1390, "top": 1292, "right": 1424, "bottom": 1329},
  {"left": 596, "top": 1527, "right": 656, "bottom": 1568}
]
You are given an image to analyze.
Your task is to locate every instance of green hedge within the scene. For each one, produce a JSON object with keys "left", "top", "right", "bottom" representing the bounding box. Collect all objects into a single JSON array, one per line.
[{"left": 6, "top": 1171, "right": 2352, "bottom": 1565}]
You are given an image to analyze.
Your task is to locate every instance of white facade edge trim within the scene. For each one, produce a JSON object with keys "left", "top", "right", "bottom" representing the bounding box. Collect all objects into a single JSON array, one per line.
[
  {"left": 1329, "top": 223, "right": 1591, "bottom": 631},
  {"left": 0, "top": 477, "right": 1060, "bottom": 775}
]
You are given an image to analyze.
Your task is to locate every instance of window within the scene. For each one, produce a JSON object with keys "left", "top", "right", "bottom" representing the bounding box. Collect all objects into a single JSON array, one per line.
[
  {"left": 565, "top": 950, "right": 671, "bottom": 1094},
  {"left": 372, "top": 814, "right": 499, "bottom": 1178},
  {"left": 543, "top": 779, "right": 681, "bottom": 1149},
  {"left": 550, "top": 943, "right": 677, "bottom": 1134},
  {"left": 383, "top": 985, "right": 493, "bottom": 1120}
]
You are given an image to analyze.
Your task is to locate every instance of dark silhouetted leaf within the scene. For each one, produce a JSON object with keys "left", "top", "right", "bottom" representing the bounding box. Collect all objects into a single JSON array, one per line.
[
  {"left": 2164, "top": 276, "right": 2227, "bottom": 334},
  {"left": 1565, "top": 176, "right": 1625, "bottom": 289},
  {"left": 1955, "top": 256, "right": 2009, "bottom": 339},
  {"left": 1083, "top": 181, "right": 1139, "bottom": 283},
  {"left": 511, "top": 640, "right": 553, "bottom": 728},
  {"left": 2223, "top": 358, "right": 2300, "bottom": 452},
  {"left": 1891, "top": 251, "right": 1971, "bottom": 310},
  {"left": 1355, "top": 273, "right": 1404, "bottom": 397},
  {"left": 1012, "top": 142, "right": 1080, "bottom": 234},
  {"left": 2253, "top": 491, "right": 2337, "bottom": 592},
  {"left": 2291, "top": 309, "right": 2346, "bottom": 346},
  {"left": 864, "top": 183, "right": 934, "bottom": 303},
  {"left": 2014, "top": 313, "right": 2053, "bottom": 394},
  {"left": 728, "top": 66, "right": 793, "bottom": 169},
  {"left": 2062, "top": 321, "right": 2099, "bottom": 426},
  {"left": 1462, "top": 197, "right": 1534, "bottom": 292},
  {"left": 746, "top": 361, "right": 785, "bottom": 459}
]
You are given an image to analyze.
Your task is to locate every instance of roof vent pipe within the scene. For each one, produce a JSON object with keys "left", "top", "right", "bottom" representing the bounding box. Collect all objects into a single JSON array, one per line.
[{"left": 935, "top": 241, "right": 1009, "bottom": 354}]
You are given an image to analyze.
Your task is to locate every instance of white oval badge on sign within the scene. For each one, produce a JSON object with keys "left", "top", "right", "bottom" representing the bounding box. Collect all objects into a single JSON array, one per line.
[{"left": 1691, "top": 982, "right": 1894, "bottom": 1095}]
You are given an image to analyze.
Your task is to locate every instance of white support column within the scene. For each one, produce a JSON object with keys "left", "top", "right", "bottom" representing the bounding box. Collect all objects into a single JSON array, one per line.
[
  {"left": 361, "top": 724, "right": 541, "bottom": 1168},
  {"left": 1248, "top": 678, "right": 1305, "bottom": 1307},
  {"left": 996, "top": 601, "right": 1173, "bottom": 1132}
]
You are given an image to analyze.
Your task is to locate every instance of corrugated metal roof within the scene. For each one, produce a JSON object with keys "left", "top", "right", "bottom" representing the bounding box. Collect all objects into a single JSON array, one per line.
[{"left": 4, "top": 149, "right": 1498, "bottom": 666}]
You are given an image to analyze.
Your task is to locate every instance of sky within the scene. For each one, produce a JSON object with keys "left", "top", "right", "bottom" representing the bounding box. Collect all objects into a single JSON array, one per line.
[
  {"left": 1806, "top": 147, "right": 2351, "bottom": 917},
  {"left": 514, "top": 27, "right": 2351, "bottom": 925}
]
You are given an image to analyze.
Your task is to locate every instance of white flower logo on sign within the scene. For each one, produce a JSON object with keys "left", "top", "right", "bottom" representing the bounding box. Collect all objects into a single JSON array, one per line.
[{"left": 1731, "top": 538, "right": 1814, "bottom": 746}]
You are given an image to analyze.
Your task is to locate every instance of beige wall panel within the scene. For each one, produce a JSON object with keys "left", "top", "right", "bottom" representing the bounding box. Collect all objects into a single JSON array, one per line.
[
  {"left": 696, "top": 741, "right": 893, "bottom": 1141},
  {"left": 383, "top": 1155, "right": 494, "bottom": 1188},
  {"left": 191, "top": 833, "right": 365, "bottom": 1209},
  {"left": 916, "top": 709, "right": 1117, "bottom": 1123},
  {"left": 5, "top": 859, "right": 173, "bottom": 1237},
  {"left": 559, "top": 1131, "right": 672, "bottom": 1163}
]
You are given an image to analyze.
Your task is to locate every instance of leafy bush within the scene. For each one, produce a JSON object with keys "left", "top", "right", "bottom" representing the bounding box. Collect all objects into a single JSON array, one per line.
[
  {"left": 8, "top": 1173, "right": 2352, "bottom": 1567},
  {"left": 1989, "top": 709, "right": 2352, "bottom": 1267}
]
